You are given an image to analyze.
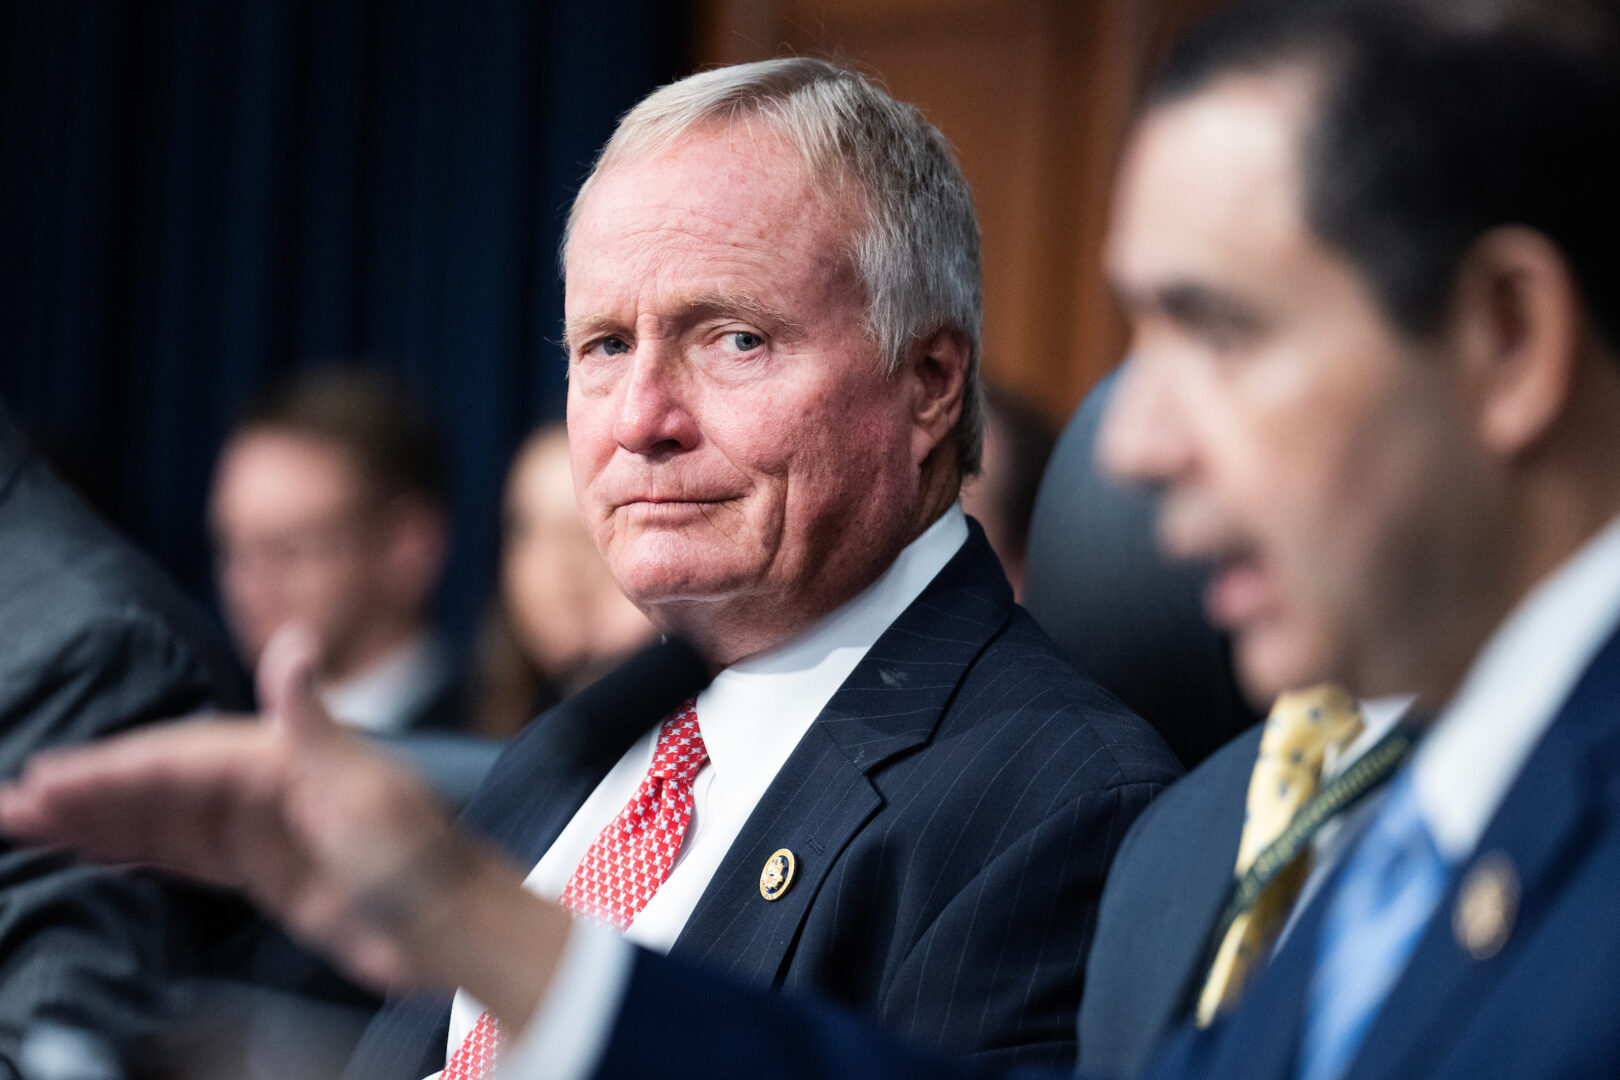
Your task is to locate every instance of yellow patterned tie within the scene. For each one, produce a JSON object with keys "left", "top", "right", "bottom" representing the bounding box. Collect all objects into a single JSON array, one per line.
[{"left": 1194, "top": 684, "right": 1363, "bottom": 1026}]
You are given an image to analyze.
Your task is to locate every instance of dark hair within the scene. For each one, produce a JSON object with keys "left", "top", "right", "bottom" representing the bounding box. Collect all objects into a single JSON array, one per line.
[
  {"left": 234, "top": 366, "right": 447, "bottom": 505},
  {"left": 1148, "top": 0, "right": 1620, "bottom": 348}
]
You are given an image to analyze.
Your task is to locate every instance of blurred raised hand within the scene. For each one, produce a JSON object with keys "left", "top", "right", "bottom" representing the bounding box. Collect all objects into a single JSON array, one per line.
[{"left": 0, "top": 625, "right": 568, "bottom": 1026}]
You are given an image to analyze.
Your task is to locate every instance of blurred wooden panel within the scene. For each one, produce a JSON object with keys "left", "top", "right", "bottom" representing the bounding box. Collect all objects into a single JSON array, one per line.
[{"left": 693, "top": 0, "right": 1218, "bottom": 424}]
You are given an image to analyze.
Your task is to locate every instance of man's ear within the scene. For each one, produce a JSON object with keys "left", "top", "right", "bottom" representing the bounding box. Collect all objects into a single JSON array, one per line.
[
  {"left": 1448, "top": 226, "right": 1582, "bottom": 458},
  {"left": 904, "top": 328, "right": 970, "bottom": 468}
]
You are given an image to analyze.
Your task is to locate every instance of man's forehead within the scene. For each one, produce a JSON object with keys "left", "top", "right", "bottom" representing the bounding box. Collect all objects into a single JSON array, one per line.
[
  {"left": 574, "top": 125, "right": 835, "bottom": 240},
  {"left": 225, "top": 429, "right": 361, "bottom": 480},
  {"left": 1106, "top": 72, "right": 1316, "bottom": 301},
  {"left": 214, "top": 436, "right": 365, "bottom": 524},
  {"left": 563, "top": 126, "right": 865, "bottom": 327}
]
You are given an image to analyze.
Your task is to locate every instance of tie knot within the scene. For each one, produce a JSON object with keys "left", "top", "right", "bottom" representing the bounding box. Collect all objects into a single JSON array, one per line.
[
  {"left": 649, "top": 699, "right": 707, "bottom": 783},
  {"left": 1262, "top": 684, "right": 1363, "bottom": 769},
  {"left": 1234, "top": 684, "right": 1363, "bottom": 869}
]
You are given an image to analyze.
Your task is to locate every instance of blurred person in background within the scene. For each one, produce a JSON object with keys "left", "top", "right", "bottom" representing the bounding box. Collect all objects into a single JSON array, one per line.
[
  {"left": 959, "top": 384, "right": 1058, "bottom": 600},
  {"left": 474, "top": 424, "right": 656, "bottom": 738},
  {"left": 209, "top": 366, "right": 465, "bottom": 734}
]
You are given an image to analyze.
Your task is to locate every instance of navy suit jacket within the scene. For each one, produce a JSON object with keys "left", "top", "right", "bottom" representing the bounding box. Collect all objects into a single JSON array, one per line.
[
  {"left": 1076, "top": 726, "right": 1259, "bottom": 1078},
  {"left": 345, "top": 524, "right": 1180, "bottom": 1078},
  {"left": 582, "top": 620, "right": 1620, "bottom": 1080}
]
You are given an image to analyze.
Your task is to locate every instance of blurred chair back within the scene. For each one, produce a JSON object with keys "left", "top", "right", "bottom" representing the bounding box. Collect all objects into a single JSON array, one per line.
[
  {"left": 374, "top": 731, "right": 506, "bottom": 808},
  {"left": 1022, "top": 369, "right": 1260, "bottom": 769}
]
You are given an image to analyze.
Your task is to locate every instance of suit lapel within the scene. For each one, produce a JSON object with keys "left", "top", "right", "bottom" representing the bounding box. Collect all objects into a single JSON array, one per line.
[
  {"left": 1183, "top": 625, "right": 1620, "bottom": 1080},
  {"left": 1079, "top": 725, "right": 1257, "bottom": 1077},
  {"left": 670, "top": 525, "right": 1015, "bottom": 987},
  {"left": 467, "top": 637, "right": 713, "bottom": 866},
  {"left": 352, "top": 638, "right": 712, "bottom": 1080},
  {"left": 1162, "top": 727, "right": 1267, "bottom": 1030},
  {"left": 1191, "top": 870, "right": 1334, "bottom": 1080},
  {"left": 1342, "top": 624, "right": 1620, "bottom": 1080}
]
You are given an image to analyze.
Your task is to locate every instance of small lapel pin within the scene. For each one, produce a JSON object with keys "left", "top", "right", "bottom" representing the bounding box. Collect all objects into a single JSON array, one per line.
[
  {"left": 760, "top": 848, "right": 797, "bottom": 901},
  {"left": 1453, "top": 851, "right": 1518, "bottom": 960}
]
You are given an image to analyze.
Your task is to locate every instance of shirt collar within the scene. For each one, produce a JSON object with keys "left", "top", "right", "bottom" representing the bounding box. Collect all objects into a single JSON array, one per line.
[
  {"left": 1413, "top": 511, "right": 1620, "bottom": 861},
  {"left": 1323, "top": 694, "right": 1415, "bottom": 782},
  {"left": 694, "top": 506, "right": 971, "bottom": 799},
  {"left": 321, "top": 632, "right": 448, "bottom": 734}
]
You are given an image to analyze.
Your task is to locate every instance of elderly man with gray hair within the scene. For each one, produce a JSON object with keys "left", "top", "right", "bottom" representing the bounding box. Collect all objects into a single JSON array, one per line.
[{"left": 0, "top": 57, "right": 1177, "bottom": 1079}]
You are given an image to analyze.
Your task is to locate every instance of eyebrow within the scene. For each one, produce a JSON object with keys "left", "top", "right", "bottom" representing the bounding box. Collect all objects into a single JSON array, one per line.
[
  {"left": 563, "top": 291, "right": 807, "bottom": 352},
  {"left": 1126, "top": 280, "right": 1262, "bottom": 331},
  {"left": 685, "top": 292, "right": 807, "bottom": 338}
]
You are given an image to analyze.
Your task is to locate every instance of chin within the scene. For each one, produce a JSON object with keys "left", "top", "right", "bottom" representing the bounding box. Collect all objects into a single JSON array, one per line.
[
  {"left": 1233, "top": 629, "right": 1338, "bottom": 705},
  {"left": 615, "top": 561, "right": 738, "bottom": 609}
]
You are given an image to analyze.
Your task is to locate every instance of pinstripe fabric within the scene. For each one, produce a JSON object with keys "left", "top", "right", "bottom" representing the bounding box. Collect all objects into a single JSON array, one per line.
[{"left": 343, "top": 523, "right": 1181, "bottom": 1079}]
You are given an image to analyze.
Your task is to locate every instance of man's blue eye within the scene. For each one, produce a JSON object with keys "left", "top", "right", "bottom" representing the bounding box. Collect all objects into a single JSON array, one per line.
[
  {"left": 726, "top": 331, "right": 763, "bottom": 352},
  {"left": 600, "top": 337, "right": 630, "bottom": 356}
]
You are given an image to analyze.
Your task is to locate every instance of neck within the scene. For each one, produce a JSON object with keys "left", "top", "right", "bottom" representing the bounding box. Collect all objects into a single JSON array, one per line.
[
  {"left": 1419, "top": 455, "right": 1620, "bottom": 709},
  {"left": 323, "top": 619, "right": 425, "bottom": 684},
  {"left": 670, "top": 497, "right": 961, "bottom": 673}
]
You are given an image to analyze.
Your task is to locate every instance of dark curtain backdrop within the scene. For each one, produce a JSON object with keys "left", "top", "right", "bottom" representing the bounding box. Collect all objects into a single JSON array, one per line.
[{"left": 0, "top": 0, "right": 690, "bottom": 662}]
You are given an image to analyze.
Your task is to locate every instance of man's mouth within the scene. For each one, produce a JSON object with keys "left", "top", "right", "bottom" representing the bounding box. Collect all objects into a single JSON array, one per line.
[
  {"left": 1203, "top": 549, "right": 1268, "bottom": 629},
  {"left": 618, "top": 496, "right": 732, "bottom": 520},
  {"left": 1155, "top": 499, "right": 1267, "bottom": 630}
]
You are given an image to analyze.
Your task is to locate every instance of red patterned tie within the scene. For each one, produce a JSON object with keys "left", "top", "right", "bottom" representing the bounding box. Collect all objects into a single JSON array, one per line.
[
  {"left": 441, "top": 1010, "right": 502, "bottom": 1080},
  {"left": 440, "top": 701, "right": 707, "bottom": 1079}
]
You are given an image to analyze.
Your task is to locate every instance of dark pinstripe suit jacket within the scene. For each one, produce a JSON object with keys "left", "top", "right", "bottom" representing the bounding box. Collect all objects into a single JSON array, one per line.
[{"left": 344, "top": 523, "right": 1181, "bottom": 1078}]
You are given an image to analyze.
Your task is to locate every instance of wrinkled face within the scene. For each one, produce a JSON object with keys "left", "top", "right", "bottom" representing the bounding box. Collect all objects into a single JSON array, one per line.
[
  {"left": 210, "top": 431, "right": 388, "bottom": 671},
  {"left": 564, "top": 125, "right": 926, "bottom": 655},
  {"left": 1098, "top": 74, "right": 1499, "bottom": 702}
]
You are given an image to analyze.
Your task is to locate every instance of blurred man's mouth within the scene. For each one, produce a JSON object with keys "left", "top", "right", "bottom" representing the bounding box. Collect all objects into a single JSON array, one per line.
[
  {"left": 1155, "top": 500, "right": 1268, "bottom": 631},
  {"left": 1204, "top": 549, "right": 1268, "bottom": 630}
]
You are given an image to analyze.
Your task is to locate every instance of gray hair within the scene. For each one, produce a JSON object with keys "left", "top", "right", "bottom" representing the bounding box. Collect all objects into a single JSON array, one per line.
[{"left": 563, "top": 57, "right": 984, "bottom": 476}]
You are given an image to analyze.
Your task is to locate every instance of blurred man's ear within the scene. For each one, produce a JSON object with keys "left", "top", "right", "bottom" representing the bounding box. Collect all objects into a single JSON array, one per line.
[
  {"left": 1448, "top": 225, "right": 1582, "bottom": 459},
  {"left": 905, "top": 328, "right": 969, "bottom": 469}
]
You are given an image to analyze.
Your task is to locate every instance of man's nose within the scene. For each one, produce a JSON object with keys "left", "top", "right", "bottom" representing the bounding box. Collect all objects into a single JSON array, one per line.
[
  {"left": 613, "top": 341, "right": 699, "bottom": 456},
  {"left": 1095, "top": 354, "right": 1195, "bottom": 488}
]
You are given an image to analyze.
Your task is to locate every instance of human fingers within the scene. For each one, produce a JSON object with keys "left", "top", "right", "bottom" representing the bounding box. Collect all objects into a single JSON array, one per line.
[
  {"left": 258, "top": 623, "right": 336, "bottom": 744},
  {"left": 0, "top": 718, "right": 287, "bottom": 887}
]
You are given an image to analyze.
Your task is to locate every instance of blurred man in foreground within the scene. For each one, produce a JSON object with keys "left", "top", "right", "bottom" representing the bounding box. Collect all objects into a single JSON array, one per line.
[
  {"left": 211, "top": 367, "right": 461, "bottom": 734},
  {"left": 1090, "top": 1, "right": 1620, "bottom": 1075},
  {"left": 4, "top": 59, "right": 1180, "bottom": 1078}
]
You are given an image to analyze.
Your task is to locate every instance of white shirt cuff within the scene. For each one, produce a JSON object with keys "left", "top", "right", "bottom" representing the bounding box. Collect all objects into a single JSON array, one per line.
[{"left": 495, "top": 920, "right": 635, "bottom": 1080}]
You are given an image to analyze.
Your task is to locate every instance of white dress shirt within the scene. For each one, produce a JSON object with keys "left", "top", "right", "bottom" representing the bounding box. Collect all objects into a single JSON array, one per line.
[
  {"left": 1410, "top": 510, "right": 1620, "bottom": 862},
  {"left": 435, "top": 507, "right": 970, "bottom": 1080},
  {"left": 323, "top": 632, "right": 451, "bottom": 734}
]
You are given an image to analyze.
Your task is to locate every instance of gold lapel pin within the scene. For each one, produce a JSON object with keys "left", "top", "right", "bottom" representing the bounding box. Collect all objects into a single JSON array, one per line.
[
  {"left": 760, "top": 848, "right": 797, "bottom": 901},
  {"left": 1453, "top": 851, "right": 1519, "bottom": 960}
]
